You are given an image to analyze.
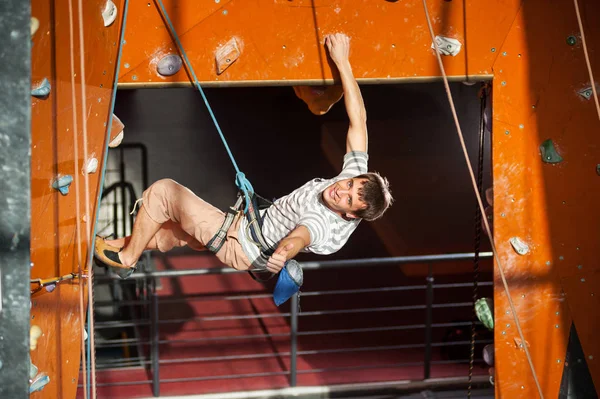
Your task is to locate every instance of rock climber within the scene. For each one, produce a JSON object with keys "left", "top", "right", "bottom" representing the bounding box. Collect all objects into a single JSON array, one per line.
[{"left": 94, "top": 33, "right": 393, "bottom": 276}]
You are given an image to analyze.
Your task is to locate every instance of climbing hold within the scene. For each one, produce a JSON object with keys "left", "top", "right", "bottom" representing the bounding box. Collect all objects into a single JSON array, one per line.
[
  {"left": 509, "top": 236, "right": 529, "bottom": 255},
  {"left": 293, "top": 85, "right": 344, "bottom": 115},
  {"left": 578, "top": 86, "right": 595, "bottom": 100},
  {"left": 474, "top": 298, "right": 494, "bottom": 330},
  {"left": 31, "top": 78, "right": 51, "bottom": 98},
  {"left": 539, "top": 139, "right": 563, "bottom": 163},
  {"left": 52, "top": 175, "right": 73, "bottom": 195},
  {"left": 109, "top": 114, "right": 125, "bottom": 148},
  {"left": 45, "top": 284, "right": 56, "bottom": 293},
  {"left": 30, "top": 325, "right": 42, "bottom": 350},
  {"left": 596, "top": 164, "right": 600, "bottom": 176},
  {"left": 483, "top": 344, "right": 494, "bottom": 366},
  {"left": 109, "top": 131, "right": 124, "bottom": 148},
  {"left": 156, "top": 54, "right": 183, "bottom": 76},
  {"left": 29, "top": 360, "right": 38, "bottom": 380},
  {"left": 431, "top": 36, "right": 462, "bottom": 56},
  {"left": 102, "top": 0, "right": 118, "bottom": 27},
  {"left": 215, "top": 37, "right": 241, "bottom": 75},
  {"left": 85, "top": 157, "right": 98, "bottom": 174},
  {"left": 30, "top": 373, "right": 50, "bottom": 393},
  {"left": 567, "top": 35, "right": 577, "bottom": 46},
  {"left": 31, "top": 17, "right": 39, "bottom": 37},
  {"left": 84, "top": 329, "right": 88, "bottom": 341}
]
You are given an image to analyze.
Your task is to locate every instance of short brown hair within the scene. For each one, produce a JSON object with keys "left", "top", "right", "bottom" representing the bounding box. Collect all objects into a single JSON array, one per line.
[{"left": 353, "top": 172, "right": 393, "bottom": 221}]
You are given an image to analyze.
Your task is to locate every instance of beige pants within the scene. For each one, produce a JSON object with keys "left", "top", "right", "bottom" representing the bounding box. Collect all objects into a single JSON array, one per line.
[{"left": 141, "top": 179, "right": 251, "bottom": 271}]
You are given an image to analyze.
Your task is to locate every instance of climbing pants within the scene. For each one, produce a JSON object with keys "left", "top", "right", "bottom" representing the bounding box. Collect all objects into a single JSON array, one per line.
[{"left": 140, "top": 178, "right": 251, "bottom": 271}]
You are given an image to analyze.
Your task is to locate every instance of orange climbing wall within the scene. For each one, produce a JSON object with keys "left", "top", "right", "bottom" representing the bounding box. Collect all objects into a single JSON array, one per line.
[
  {"left": 115, "top": 0, "right": 600, "bottom": 397},
  {"left": 117, "top": 0, "right": 525, "bottom": 86},
  {"left": 492, "top": 0, "right": 600, "bottom": 397},
  {"left": 29, "top": 0, "right": 125, "bottom": 398}
]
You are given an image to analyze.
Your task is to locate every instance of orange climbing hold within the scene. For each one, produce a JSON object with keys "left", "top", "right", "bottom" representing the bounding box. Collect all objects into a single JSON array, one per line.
[{"left": 293, "top": 85, "right": 344, "bottom": 115}]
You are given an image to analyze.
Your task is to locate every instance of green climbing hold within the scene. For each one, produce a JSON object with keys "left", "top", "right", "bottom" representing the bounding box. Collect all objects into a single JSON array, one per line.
[
  {"left": 475, "top": 297, "right": 494, "bottom": 331},
  {"left": 540, "top": 139, "right": 563, "bottom": 164},
  {"left": 567, "top": 35, "right": 577, "bottom": 46}
]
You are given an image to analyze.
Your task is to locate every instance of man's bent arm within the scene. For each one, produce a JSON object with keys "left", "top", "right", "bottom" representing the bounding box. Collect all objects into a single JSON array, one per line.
[{"left": 274, "top": 225, "right": 311, "bottom": 261}]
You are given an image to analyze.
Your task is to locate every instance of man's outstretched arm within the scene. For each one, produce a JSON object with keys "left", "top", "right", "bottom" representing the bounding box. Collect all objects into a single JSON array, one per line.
[{"left": 325, "top": 33, "right": 368, "bottom": 154}]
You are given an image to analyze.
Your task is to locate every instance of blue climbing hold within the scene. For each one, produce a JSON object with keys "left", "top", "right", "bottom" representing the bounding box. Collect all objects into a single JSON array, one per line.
[
  {"left": 52, "top": 175, "right": 73, "bottom": 195},
  {"left": 273, "top": 259, "right": 303, "bottom": 306},
  {"left": 30, "top": 373, "right": 50, "bottom": 393},
  {"left": 31, "top": 78, "right": 51, "bottom": 98}
]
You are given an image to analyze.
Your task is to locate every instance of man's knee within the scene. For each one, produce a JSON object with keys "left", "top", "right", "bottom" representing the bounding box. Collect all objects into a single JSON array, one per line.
[{"left": 148, "top": 178, "right": 179, "bottom": 198}]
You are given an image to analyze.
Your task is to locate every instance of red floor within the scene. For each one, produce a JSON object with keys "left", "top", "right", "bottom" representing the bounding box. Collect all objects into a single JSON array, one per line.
[{"left": 79, "top": 253, "right": 490, "bottom": 398}]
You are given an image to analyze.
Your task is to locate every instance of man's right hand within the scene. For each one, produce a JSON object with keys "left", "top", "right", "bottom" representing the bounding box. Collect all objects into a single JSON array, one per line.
[
  {"left": 266, "top": 243, "right": 294, "bottom": 273},
  {"left": 325, "top": 33, "right": 351, "bottom": 66}
]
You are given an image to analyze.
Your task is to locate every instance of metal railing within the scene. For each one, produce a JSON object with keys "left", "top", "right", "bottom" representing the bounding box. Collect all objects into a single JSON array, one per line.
[{"left": 87, "top": 251, "right": 494, "bottom": 397}]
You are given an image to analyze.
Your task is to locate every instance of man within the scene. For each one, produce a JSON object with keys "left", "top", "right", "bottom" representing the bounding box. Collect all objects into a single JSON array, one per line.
[{"left": 94, "top": 33, "right": 393, "bottom": 274}]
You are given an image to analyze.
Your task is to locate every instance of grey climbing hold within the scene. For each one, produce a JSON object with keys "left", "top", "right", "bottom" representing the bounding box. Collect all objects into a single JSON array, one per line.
[
  {"left": 30, "top": 373, "right": 50, "bottom": 393},
  {"left": 31, "top": 78, "right": 51, "bottom": 98},
  {"left": 509, "top": 236, "right": 529, "bottom": 255},
  {"left": 578, "top": 86, "right": 594, "bottom": 100},
  {"left": 431, "top": 36, "right": 462, "bottom": 56},
  {"left": 483, "top": 344, "right": 494, "bottom": 366},
  {"left": 52, "top": 175, "right": 73, "bottom": 195},
  {"left": 157, "top": 54, "right": 183, "bottom": 76},
  {"left": 102, "top": 0, "right": 118, "bottom": 27},
  {"left": 540, "top": 139, "right": 563, "bottom": 163}
]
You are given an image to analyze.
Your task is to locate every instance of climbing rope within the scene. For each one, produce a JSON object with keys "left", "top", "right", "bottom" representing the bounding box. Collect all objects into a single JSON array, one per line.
[
  {"left": 573, "top": 0, "right": 600, "bottom": 122},
  {"left": 468, "top": 85, "right": 487, "bottom": 398},
  {"left": 421, "top": 0, "right": 544, "bottom": 397},
  {"left": 66, "top": 0, "right": 88, "bottom": 396},
  {"left": 154, "top": 0, "right": 254, "bottom": 212},
  {"left": 74, "top": 0, "right": 98, "bottom": 394}
]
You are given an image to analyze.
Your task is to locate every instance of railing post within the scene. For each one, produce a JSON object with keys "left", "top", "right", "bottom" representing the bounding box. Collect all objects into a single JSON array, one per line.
[
  {"left": 290, "top": 293, "right": 298, "bottom": 387},
  {"left": 424, "top": 263, "right": 434, "bottom": 380},
  {"left": 151, "top": 278, "right": 160, "bottom": 397}
]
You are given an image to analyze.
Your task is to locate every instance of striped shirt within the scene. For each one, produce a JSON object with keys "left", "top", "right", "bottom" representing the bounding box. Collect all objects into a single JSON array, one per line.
[{"left": 238, "top": 151, "right": 369, "bottom": 269}]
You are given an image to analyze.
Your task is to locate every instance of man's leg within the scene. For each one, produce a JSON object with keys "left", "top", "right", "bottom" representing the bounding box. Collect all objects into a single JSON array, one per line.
[
  {"left": 117, "top": 204, "right": 161, "bottom": 267},
  {"left": 95, "top": 179, "right": 219, "bottom": 269}
]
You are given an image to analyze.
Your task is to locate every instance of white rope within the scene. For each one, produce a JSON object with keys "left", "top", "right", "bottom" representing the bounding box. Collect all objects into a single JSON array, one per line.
[
  {"left": 421, "top": 0, "right": 544, "bottom": 397},
  {"left": 75, "top": 0, "right": 96, "bottom": 396},
  {"left": 67, "top": 1, "right": 88, "bottom": 397}
]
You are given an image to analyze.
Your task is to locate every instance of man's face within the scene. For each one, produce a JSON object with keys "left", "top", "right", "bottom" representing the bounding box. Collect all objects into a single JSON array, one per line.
[{"left": 322, "top": 178, "right": 368, "bottom": 219}]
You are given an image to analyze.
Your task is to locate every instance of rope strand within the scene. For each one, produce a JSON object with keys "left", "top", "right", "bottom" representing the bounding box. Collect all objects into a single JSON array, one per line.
[
  {"left": 154, "top": 0, "right": 254, "bottom": 211},
  {"left": 421, "top": 1, "right": 544, "bottom": 397},
  {"left": 67, "top": 0, "right": 88, "bottom": 396},
  {"left": 468, "top": 86, "right": 487, "bottom": 398},
  {"left": 75, "top": 0, "right": 96, "bottom": 396},
  {"left": 573, "top": 0, "right": 600, "bottom": 121}
]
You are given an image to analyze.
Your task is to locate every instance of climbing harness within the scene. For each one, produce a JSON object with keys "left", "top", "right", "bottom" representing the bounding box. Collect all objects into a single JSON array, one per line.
[
  {"left": 155, "top": 0, "right": 302, "bottom": 306},
  {"left": 422, "top": 0, "right": 544, "bottom": 397}
]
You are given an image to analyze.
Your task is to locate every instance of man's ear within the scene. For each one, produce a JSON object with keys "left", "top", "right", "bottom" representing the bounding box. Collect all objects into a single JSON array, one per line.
[{"left": 345, "top": 212, "right": 358, "bottom": 219}]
